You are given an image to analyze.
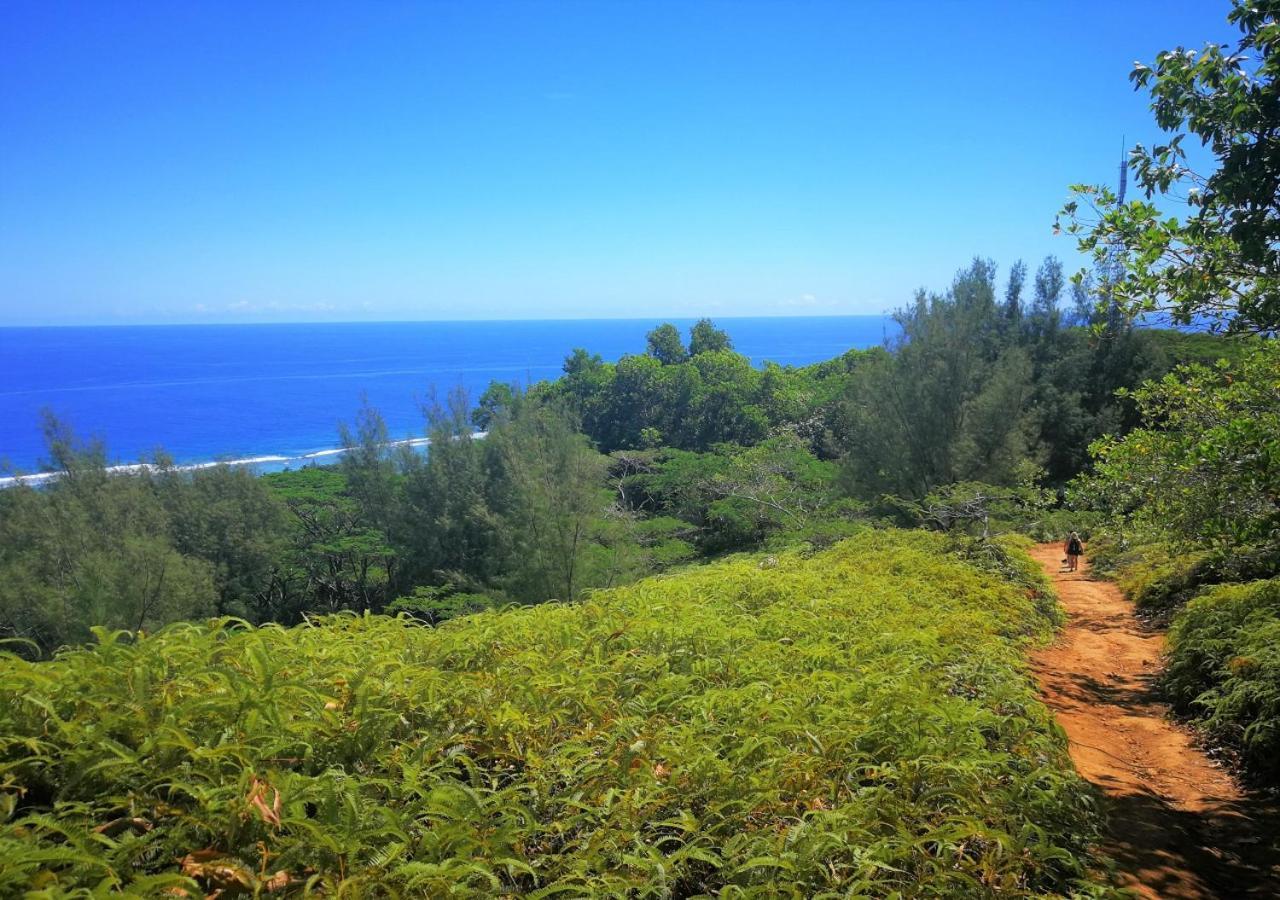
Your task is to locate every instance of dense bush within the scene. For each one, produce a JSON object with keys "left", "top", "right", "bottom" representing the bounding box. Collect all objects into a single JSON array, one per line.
[
  {"left": 1165, "top": 578, "right": 1280, "bottom": 781},
  {"left": 1086, "top": 537, "right": 1280, "bottom": 621},
  {"left": 1083, "top": 344, "right": 1280, "bottom": 552},
  {"left": 0, "top": 531, "right": 1107, "bottom": 896},
  {"left": 1111, "top": 543, "right": 1212, "bottom": 616}
]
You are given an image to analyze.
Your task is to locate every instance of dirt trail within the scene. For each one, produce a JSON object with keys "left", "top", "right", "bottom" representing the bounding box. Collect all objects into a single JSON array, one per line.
[{"left": 1028, "top": 543, "right": 1280, "bottom": 898}]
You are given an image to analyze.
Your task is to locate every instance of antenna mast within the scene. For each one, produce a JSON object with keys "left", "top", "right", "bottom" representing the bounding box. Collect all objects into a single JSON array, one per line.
[
  {"left": 1104, "top": 137, "right": 1129, "bottom": 332},
  {"left": 1117, "top": 135, "right": 1127, "bottom": 205}
]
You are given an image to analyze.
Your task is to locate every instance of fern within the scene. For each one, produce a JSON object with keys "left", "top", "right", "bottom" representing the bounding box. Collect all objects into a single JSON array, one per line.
[{"left": 0, "top": 530, "right": 1108, "bottom": 895}]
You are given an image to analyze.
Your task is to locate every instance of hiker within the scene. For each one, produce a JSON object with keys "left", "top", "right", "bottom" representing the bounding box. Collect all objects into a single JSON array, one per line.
[{"left": 1064, "top": 531, "right": 1084, "bottom": 572}]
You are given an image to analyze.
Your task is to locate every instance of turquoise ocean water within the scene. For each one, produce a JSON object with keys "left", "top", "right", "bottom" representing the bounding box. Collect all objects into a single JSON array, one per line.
[{"left": 0, "top": 317, "right": 894, "bottom": 476}]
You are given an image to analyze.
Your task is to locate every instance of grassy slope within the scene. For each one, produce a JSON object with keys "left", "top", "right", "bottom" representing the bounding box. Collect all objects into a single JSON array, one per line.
[{"left": 1, "top": 530, "right": 1107, "bottom": 897}]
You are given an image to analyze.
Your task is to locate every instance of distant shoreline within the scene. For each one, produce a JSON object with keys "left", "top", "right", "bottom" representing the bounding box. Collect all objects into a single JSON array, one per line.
[
  {"left": 0, "top": 435, "right": 446, "bottom": 488},
  {"left": 0, "top": 316, "right": 897, "bottom": 474}
]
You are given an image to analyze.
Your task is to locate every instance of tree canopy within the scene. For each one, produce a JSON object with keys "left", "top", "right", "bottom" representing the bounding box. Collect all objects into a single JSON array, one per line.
[{"left": 1060, "top": 0, "right": 1280, "bottom": 333}]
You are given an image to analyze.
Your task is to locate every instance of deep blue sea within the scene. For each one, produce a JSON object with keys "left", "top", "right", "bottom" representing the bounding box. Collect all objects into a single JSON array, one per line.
[{"left": 0, "top": 317, "right": 894, "bottom": 475}]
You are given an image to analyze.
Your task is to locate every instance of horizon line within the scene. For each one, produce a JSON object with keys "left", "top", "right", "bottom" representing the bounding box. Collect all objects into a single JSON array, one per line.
[{"left": 0, "top": 311, "right": 897, "bottom": 329}]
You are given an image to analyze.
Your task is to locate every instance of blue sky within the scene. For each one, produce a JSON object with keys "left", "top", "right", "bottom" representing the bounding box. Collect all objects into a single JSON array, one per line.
[{"left": 0, "top": 1, "right": 1234, "bottom": 325}]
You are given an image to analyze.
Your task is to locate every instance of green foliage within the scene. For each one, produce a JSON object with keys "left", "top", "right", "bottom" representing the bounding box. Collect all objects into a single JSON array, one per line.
[
  {"left": 1143, "top": 329, "right": 1257, "bottom": 368},
  {"left": 0, "top": 419, "right": 224, "bottom": 653},
  {"left": 486, "top": 400, "right": 614, "bottom": 602},
  {"left": 1109, "top": 543, "right": 1212, "bottom": 616},
  {"left": 542, "top": 320, "right": 842, "bottom": 454},
  {"left": 5, "top": 307, "right": 1245, "bottom": 657},
  {"left": 1165, "top": 578, "right": 1280, "bottom": 781},
  {"left": 1079, "top": 536, "right": 1278, "bottom": 623},
  {"left": 617, "top": 435, "right": 848, "bottom": 555},
  {"left": 385, "top": 586, "right": 496, "bottom": 624},
  {"left": 841, "top": 260, "right": 1043, "bottom": 498},
  {"left": 153, "top": 463, "right": 292, "bottom": 619},
  {"left": 645, "top": 322, "right": 688, "bottom": 365},
  {"left": 1059, "top": 0, "right": 1280, "bottom": 333},
  {"left": 471, "top": 380, "right": 518, "bottom": 431},
  {"left": 0, "top": 531, "right": 1107, "bottom": 896},
  {"left": 1081, "top": 343, "right": 1280, "bottom": 551},
  {"left": 948, "top": 533, "right": 1061, "bottom": 626},
  {"left": 265, "top": 467, "right": 398, "bottom": 616},
  {"left": 398, "top": 388, "right": 504, "bottom": 591},
  {"left": 340, "top": 388, "right": 676, "bottom": 609},
  {"left": 688, "top": 317, "right": 732, "bottom": 356}
]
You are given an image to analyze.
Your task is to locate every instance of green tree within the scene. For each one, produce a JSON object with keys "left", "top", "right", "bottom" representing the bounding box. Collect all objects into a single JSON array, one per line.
[
  {"left": 1081, "top": 342, "right": 1280, "bottom": 549},
  {"left": 154, "top": 462, "right": 291, "bottom": 619},
  {"left": 1004, "top": 259, "right": 1026, "bottom": 327},
  {"left": 488, "top": 401, "right": 613, "bottom": 601},
  {"left": 400, "top": 387, "right": 502, "bottom": 590},
  {"left": 1059, "top": 0, "right": 1280, "bottom": 333},
  {"left": 687, "top": 349, "right": 768, "bottom": 449},
  {"left": 563, "top": 347, "right": 604, "bottom": 376},
  {"left": 266, "top": 468, "right": 397, "bottom": 616},
  {"left": 0, "top": 417, "right": 218, "bottom": 652},
  {"left": 472, "top": 381, "right": 517, "bottom": 431},
  {"left": 1027, "top": 255, "right": 1064, "bottom": 342},
  {"left": 645, "top": 322, "right": 688, "bottom": 365},
  {"left": 338, "top": 398, "right": 401, "bottom": 534},
  {"left": 840, "top": 260, "right": 1040, "bottom": 499},
  {"left": 689, "top": 318, "right": 733, "bottom": 355}
]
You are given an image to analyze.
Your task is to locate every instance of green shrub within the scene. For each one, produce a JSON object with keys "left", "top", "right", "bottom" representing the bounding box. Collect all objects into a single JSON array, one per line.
[
  {"left": 385, "top": 586, "right": 497, "bottom": 624},
  {"left": 1113, "top": 543, "right": 1212, "bottom": 614},
  {"left": 1092, "top": 538, "right": 1279, "bottom": 618},
  {"left": 1076, "top": 532, "right": 1126, "bottom": 579},
  {"left": 1165, "top": 578, "right": 1280, "bottom": 782},
  {"left": 0, "top": 531, "right": 1106, "bottom": 896}
]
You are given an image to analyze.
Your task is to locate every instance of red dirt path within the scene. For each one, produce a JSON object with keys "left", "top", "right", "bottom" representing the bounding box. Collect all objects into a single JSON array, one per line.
[{"left": 1027, "top": 543, "right": 1279, "bottom": 898}]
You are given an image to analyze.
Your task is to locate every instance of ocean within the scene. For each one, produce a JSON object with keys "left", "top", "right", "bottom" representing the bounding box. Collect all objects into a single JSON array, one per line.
[{"left": 0, "top": 317, "right": 894, "bottom": 476}]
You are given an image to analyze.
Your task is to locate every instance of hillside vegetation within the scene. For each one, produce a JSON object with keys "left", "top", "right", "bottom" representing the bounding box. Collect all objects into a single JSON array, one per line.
[
  {"left": 0, "top": 531, "right": 1108, "bottom": 897},
  {"left": 1164, "top": 578, "right": 1280, "bottom": 782}
]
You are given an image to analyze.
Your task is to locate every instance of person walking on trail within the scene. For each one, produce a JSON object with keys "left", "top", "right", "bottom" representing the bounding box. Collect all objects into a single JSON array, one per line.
[{"left": 1064, "top": 532, "right": 1084, "bottom": 572}]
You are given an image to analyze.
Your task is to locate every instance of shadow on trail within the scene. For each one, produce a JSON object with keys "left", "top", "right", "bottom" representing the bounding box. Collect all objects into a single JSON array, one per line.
[
  {"left": 1103, "top": 789, "right": 1280, "bottom": 899},
  {"left": 1049, "top": 670, "right": 1155, "bottom": 707}
]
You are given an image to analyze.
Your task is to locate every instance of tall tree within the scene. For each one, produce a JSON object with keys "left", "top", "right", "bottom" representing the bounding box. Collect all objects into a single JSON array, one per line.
[
  {"left": 645, "top": 323, "right": 688, "bottom": 365},
  {"left": 840, "top": 260, "right": 1037, "bottom": 498},
  {"left": 0, "top": 418, "right": 218, "bottom": 652},
  {"left": 1059, "top": 0, "right": 1280, "bottom": 333},
  {"left": 488, "top": 401, "right": 612, "bottom": 602},
  {"left": 338, "top": 398, "right": 401, "bottom": 536},
  {"left": 1004, "top": 259, "right": 1027, "bottom": 325},
  {"left": 689, "top": 318, "right": 733, "bottom": 356},
  {"left": 400, "top": 387, "right": 501, "bottom": 589},
  {"left": 154, "top": 462, "right": 291, "bottom": 619}
]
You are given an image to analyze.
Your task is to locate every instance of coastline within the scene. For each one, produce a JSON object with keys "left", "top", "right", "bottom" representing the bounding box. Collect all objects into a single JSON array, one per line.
[{"left": 0, "top": 435, "right": 443, "bottom": 488}]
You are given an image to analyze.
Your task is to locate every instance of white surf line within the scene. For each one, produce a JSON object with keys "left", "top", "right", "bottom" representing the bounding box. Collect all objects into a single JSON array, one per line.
[{"left": 0, "top": 433, "right": 480, "bottom": 488}]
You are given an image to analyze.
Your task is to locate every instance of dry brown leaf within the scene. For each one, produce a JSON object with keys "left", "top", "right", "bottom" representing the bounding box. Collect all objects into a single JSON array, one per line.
[
  {"left": 262, "top": 870, "right": 291, "bottom": 892},
  {"left": 178, "top": 854, "right": 254, "bottom": 892},
  {"left": 246, "top": 777, "right": 282, "bottom": 829}
]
